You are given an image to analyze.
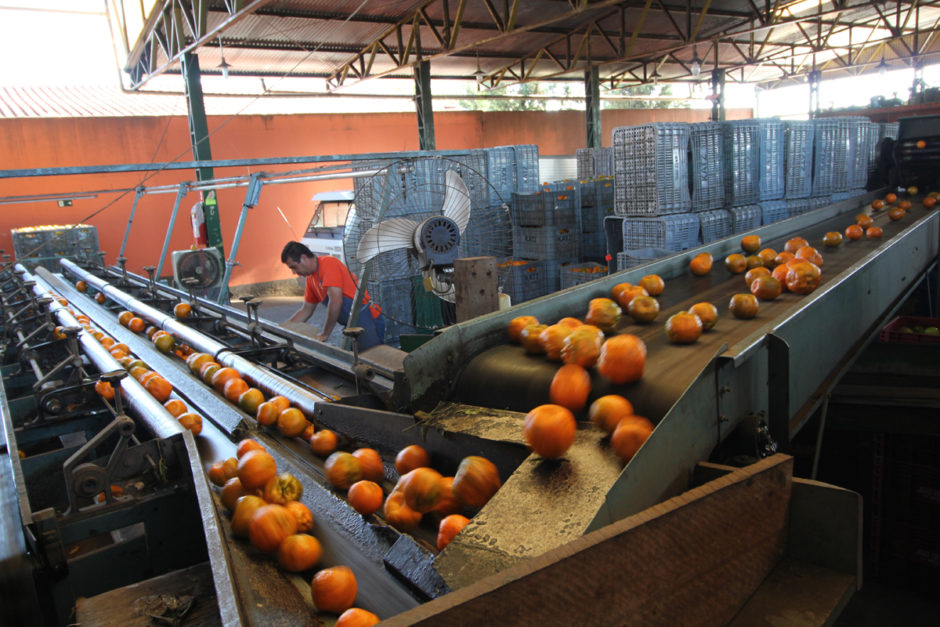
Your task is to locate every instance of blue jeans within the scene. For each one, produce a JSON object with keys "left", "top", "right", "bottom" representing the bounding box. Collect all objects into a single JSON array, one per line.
[{"left": 338, "top": 296, "right": 386, "bottom": 350}]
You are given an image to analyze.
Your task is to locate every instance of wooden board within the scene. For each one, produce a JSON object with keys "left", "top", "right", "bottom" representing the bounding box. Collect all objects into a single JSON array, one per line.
[
  {"left": 75, "top": 562, "right": 221, "bottom": 626},
  {"left": 387, "top": 454, "right": 794, "bottom": 626},
  {"left": 455, "top": 257, "right": 498, "bottom": 322}
]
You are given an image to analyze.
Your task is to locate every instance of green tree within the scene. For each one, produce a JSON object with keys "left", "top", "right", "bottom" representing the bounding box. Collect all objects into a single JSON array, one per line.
[
  {"left": 604, "top": 83, "right": 686, "bottom": 110},
  {"left": 458, "top": 82, "right": 550, "bottom": 111}
]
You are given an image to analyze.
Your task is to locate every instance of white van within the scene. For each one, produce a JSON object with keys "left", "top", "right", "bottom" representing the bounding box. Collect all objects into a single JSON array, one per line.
[{"left": 300, "top": 191, "right": 354, "bottom": 261}]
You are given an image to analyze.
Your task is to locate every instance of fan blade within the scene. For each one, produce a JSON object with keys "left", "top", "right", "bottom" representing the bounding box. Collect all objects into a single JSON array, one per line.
[
  {"left": 356, "top": 218, "right": 419, "bottom": 264},
  {"left": 441, "top": 170, "right": 471, "bottom": 234}
]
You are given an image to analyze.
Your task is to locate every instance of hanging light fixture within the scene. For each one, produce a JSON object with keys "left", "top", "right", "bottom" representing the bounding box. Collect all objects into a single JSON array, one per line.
[
  {"left": 877, "top": 55, "right": 888, "bottom": 77},
  {"left": 217, "top": 37, "right": 231, "bottom": 79},
  {"left": 652, "top": 69, "right": 660, "bottom": 87},
  {"left": 472, "top": 53, "right": 486, "bottom": 87},
  {"left": 690, "top": 46, "right": 702, "bottom": 77}
]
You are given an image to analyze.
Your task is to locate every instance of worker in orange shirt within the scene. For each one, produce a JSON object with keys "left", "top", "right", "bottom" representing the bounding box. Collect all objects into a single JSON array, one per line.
[{"left": 280, "top": 241, "right": 385, "bottom": 350}]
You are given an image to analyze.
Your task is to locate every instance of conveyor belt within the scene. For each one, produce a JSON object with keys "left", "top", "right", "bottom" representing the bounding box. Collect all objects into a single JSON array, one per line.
[{"left": 456, "top": 202, "right": 927, "bottom": 417}]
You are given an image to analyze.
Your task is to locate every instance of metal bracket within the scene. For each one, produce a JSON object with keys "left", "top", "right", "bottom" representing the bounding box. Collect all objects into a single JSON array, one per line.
[
  {"left": 31, "top": 326, "right": 85, "bottom": 392},
  {"left": 62, "top": 414, "right": 136, "bottom": 513}
]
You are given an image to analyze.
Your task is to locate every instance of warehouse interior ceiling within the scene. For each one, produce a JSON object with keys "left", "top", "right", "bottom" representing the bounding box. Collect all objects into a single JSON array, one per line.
[{"left": 109, "top": 0, "right": 940, "bottom": 96}]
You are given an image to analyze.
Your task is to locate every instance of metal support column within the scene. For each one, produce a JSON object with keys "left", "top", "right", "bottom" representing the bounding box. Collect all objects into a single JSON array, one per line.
[
  {"left": 414, "top": 59, "right": 436, "bottom": 151},
  {"left": 180, "top": 51, "right": 225, "bottom": 257},
  {"left": 808, "top": 70, "right": 821, "bottom": 119},
  {"left": 217, "top": 174, "right": 264, "bottom": 304},
  {"left": 585, "top": 67, "right": 601, "bottom": 149},
  {"left": 710, "top": 69, "right": 725, "bottom": 122}
]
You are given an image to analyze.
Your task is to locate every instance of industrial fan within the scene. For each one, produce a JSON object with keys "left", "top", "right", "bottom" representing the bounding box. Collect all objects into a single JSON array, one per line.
[
  {"left": 344, "top": 156, "right": 514, "bottom": 343},
  {"left": 171, "top": 248, "right": 224, "bottom": 290}
]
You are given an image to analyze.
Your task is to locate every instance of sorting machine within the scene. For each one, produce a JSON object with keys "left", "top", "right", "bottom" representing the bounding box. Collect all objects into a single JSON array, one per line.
[{"left": 1, "top": 189, "right": 937, "bottom": 624}]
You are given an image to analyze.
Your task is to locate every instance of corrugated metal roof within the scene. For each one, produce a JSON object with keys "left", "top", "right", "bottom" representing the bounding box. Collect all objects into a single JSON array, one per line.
[{"left": 0, "top": 85, "right": 189, "bottom": 118}]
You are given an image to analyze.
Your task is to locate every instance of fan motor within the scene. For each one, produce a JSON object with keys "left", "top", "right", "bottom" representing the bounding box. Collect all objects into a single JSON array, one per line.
[{"left": 418, "top": 216, "right": 460, "bottom": 265}]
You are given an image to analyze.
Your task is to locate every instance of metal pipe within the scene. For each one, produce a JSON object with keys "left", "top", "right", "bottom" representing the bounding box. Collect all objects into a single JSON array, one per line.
[
  {"left": 119, "top": 187, "right": 144, "bottom": 259},
  {"left": 218, "top": 174, "right": 261, "bottom": 304},
  {"left": 59, "top": 260, "right": 330, "bottom": 418},
  {"left": 19, "top": 266, "right": 186, "bottom": 440},
  {"left": 155, "top": 183, "right": 188, "bottom": 281}
]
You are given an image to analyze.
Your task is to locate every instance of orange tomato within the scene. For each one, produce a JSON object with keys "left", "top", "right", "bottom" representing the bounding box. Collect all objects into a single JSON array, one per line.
[
  {"left": 589, "top": 395, "right": 634, "bottom": 434},
  {"left": 508, "top": 316, "right": 539, "bottom": 343},
  {"left": 549, "top": 363, "right": 592, "bottom": 412},
  {"left": 596, "top": 334, "right": 647, "bottom": 384},
  {"left": 689, "top": 252, "right": 713, "bottom": 276},
  {"left": 664, "top": 312, "right": 703, "bottom": 344},
  {"left": 523, "top": 404, "right": 577, "bottom": 459},
  {"left": 688, "top": 302, "right": 718, "bottom": 331},
  {"left": 437, "top": 514, "right": 470, "bottom": 551},
  {"left": 729, "top": 293, "right": 760, "bottom": 319}
]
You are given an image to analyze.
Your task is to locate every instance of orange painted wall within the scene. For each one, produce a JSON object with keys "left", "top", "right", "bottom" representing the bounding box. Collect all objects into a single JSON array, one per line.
[{"left": 0, "top": 107, "right": 750, "bottom": 286}]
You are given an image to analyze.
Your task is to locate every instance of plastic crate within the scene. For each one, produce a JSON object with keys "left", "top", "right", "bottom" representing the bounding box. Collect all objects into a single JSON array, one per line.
[
  {"left": 617, "top": 247, "right": 673, "bottom": 271},
  {"left": 578, "top": 179, "right": 596, "bottom": 207},
  {"left": 846, "top": 117, "right": 872, "bottom": 189},
  {"left": 612, "top": 123, "right": 691, "bottom": 215},
  {"left": 808, "top": 196, "right": 830, "bottom": 211},
  {"left": 758, "top": 119, "right": 786, "bottom": 201},
  {"left": 760, "top": 200, "right": 790, "bottom": 224},
  {"left": 580, "top": 230, "right": 607, "bottom": 259},
  {"left": 575, "top": 148, "right": 614, "bottom": 179},
  {"left": 785, "top": 121, "right": 814, "bottom": 199},
  {"left": 514, "top": 224, "right": 580, "bottom": 260},
  {"left": 577, "top": 149, "right": 595, "bottom": 179},
  {"left": 514, "top": 144, "right": 541, "bottom": 194},
  {"left": 12, "top": 224, "right": 100, "bottom": 269},
  {"left": 511, "top": 190, "right": 579, "bottom": 226},
  {"left": 497, "top": 259, "right": 546, "bottom": 304},
  {"left": 690, "top": 122, "right": 724, "bottom": 211},
  {"left": 729, "top": 205, "right": 762, "bottom": 233},
  {"left": 582, "top": 201, "right": 614, "bottom": 233},
  {"left": 560, "top": 262, "right": 608, "bottom": 289},
  {"left": 621, "top": 214, "right": 700, "bottom": 251},
  {"left": 880, "top": 316, "right": 940, "bottom": 344},
  {"left": 812, "top": 119, "right": 840, "bottom": 196},
  {"left": 485, "top": 146, "right": 516, "bottom": 206},
  {"left": 699, "top": 209, "right": 733, "bottom": 243},
  {"left": 722, "top": 120, "right": 761, "bottom": 206},
  {"left": 786, "top": 198, "right": 810, "bottom": 216}
]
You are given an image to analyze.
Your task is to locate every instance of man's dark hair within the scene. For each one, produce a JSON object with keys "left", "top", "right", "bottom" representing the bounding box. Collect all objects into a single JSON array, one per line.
[{"left": 281, "top": 241, "right": 315, "bottom": 264}]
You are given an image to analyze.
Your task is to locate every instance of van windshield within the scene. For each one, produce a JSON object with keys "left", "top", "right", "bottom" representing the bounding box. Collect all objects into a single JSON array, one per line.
[{"left": 306, "top": 200, "right": 353, "bottom": 231}]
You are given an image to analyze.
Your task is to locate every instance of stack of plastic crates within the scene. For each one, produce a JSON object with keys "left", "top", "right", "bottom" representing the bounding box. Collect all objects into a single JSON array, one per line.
[
  {"left": 867, "top": 124, "right": 881, "bottom": 177},
  {"left": 846, "top": 117, "right": 872, "bottom": 189},
  {"left": 787, "top": 198, "right": 810, "bottom": 216},
  {"left": 498, "top": 260, "right": 548, "bottom": 304},
  {"left": 760, "top": 200, "right": 789, "bottom": 224},
  {"left": 12, "top": 224, "right": 100, "bottom": 271},
  {"left": 581, "top": 179, "right": 614, "bottom": 259},
  {"left": 620, "top": 214, "right": 700, "bottom": 251},
  {"left": 882, "top": 122, "right": 899, "bottom": 140},
  {"left": 485, "top": 147, "right": 516, "bottom": 206},
  {"left": 560, "top": 262, "right": 608, "bottom": 289},
  {"left": 722, "top": 120, "right": 761, "bottom": 207},
  {"left": 784, "top": 121, "right": 814, "bottom": 199},
  {"left": 577, "top": 149, "right": 595, "bottom": 179},
  {"left": 617, "top": 248, "right": 672, "bottom": 271},
  {"left": 831, "top": 118, "right": 854, "bottom": 193},
  {"left": 366, "top": 277, "right": 418, "bottom": 347},
  {"left": 699, "top": 209, "right": 733, "bottom": 243},
  {"left": 513, "top": 224, "right": 580, "bottom": 261},
  {"left": 511, "top": 187, "right": 579, "bottom": 227},
  {"left": 690, "top": 122, "right": 724, "bottom": 211},
  {"left": 729, "top": 205, "right": 762, "bottom": 233},
  {"left": 514, "top": 144, "right": 541, "bottom": 194},
  {"left": 759, "top": 119, "right": 786, "bottom": 201},
  {"left": 612, "top": 123, "right": 691, "bottom": 215},
  {"left": 575, "top": 148, "right": 614, "bottom": 178},
  {"left": 812, "top": 118, "right": 840, "bottom": 196}
]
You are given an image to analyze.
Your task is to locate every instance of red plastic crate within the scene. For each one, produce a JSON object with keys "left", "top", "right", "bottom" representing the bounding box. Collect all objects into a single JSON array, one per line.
[{"left": 879, "top": 316, "right": 940, "bottom": 344}]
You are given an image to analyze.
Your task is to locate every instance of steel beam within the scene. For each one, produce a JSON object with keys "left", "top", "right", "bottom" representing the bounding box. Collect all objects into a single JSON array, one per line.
[
  {"left": 585, "top": 67, "right": 602, "bottom": 149},
  {"left": 414, "top": 59, "right": 436, "bottom": 151}
]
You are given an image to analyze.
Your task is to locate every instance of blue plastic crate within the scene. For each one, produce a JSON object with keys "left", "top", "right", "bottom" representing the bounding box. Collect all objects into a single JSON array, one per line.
[
  {"left": 514, "top": 144, "right": 540, "bottom": 194},
  {"left": 723, "top": 120, "right": 761, "bottom": 206},
  {"left": 845, "top": 117, "right": 871, "bottom": 189},
  {"left": 699, "top": 209, "right": 734, "bottom": 243},
  {"left": 578, "top": 179, "right": 596, "bottom": 207},
  {"left": 812, "top": 119, "right": 843, "bottom": 196},
  {"left": 786, "top": 198, "right": 810, "bottom": 216},
  {"left": 690, "top": 122, "right": 724, "bottom": 211},
  {"left": 582, "top": 203, "right": 614, "bottom": 234},
  {"left": 621, "top": 214, "right": 700, "bottom": 251},
  {"left": 784, "top": 121, "right": 814, "bottom": 199},
  {"left": 498, "top": 260, "right": 546, "bottom": 304},
  {"left": 541, "top": 258, "right": 578, "bottom": 294},
  {"left": 511, "top": 190, "right": 579, "bottom": 226},
  {"left": 759, "top": 119, "right": 786, "bottom": 201},
  {"left": 514, "top": 224, "right": 580, "bottom": 260},
  {"left": 729, "top": 205, "right": 762, "bottom": 233},
  {"left": 613, "top": 123, "right": 691, "bottom": 215},
  {"left": 617, "top": 247, "right": 673, "bottom": 271},
  {"left": 366, "top": 277, "right": 419, "bottom": 346},
  {"left": 560, "top": 262, "right": 608, "bottom": 289},
  {"left": 580, "top": 230, "right": 607, "bottom": 259},
  {"left": 485, "top": 147, "right": 516, "bottom": 205},
  {"left": 808, "top": 196, "right": 830, "bottom": 211},
  {"left": 760, "top": 200, "right": 790, "bottom": 224}
]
